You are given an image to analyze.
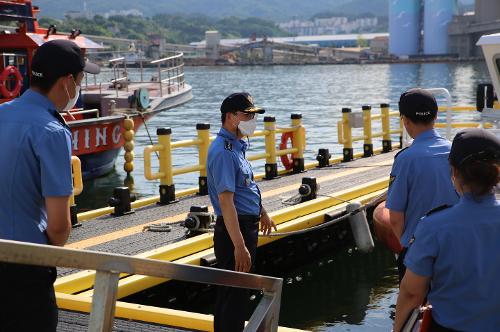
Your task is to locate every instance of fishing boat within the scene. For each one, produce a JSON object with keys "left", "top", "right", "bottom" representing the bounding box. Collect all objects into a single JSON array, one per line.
[{"left": 0, "top": 0, "right": 192, "bottom": 179}]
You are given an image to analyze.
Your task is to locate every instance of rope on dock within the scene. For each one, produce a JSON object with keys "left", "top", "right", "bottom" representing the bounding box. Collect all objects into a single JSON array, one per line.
[{"left": 142, "top": 221, "right": 184, "bottom": 232}]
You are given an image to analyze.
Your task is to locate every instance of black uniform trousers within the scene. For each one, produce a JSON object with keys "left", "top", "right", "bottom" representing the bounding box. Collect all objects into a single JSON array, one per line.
[
  {"left": 0, "top": 262, "right": 58, "bottom": 332},
  {"left": 213, "top": 215, "right": 259, "bottom": 332}
]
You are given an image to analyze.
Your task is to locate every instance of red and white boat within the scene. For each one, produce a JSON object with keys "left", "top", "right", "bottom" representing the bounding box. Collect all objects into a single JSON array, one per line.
[{"left": 0, "top": 0, "right": 192, "bottom": 179}]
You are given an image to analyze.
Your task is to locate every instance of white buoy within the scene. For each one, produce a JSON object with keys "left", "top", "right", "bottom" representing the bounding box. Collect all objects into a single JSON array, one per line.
[{"left": 347, "top": 202, "right": 375, "bottom": 253}]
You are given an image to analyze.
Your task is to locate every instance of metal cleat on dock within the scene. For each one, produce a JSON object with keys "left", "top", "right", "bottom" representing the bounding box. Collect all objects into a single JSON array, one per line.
[
  {"left": 108, "top": 186, "right": 136, "bottom": 216},
  {"left": 183, "top": 205, "right": 215, "bottom": 236}
]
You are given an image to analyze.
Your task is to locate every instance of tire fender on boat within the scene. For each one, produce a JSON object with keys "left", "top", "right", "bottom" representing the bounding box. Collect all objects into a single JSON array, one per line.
[
  {"left": 279, "top": 131, "right": 294, "bottom": 170},
  {"left": 0, "top": 66, "right": 23, "bottom": 98}
]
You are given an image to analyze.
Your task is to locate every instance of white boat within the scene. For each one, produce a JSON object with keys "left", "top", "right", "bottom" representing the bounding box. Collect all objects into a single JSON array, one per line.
[{"left": 82, "top": 53, "right": 193, "bottom": 116}]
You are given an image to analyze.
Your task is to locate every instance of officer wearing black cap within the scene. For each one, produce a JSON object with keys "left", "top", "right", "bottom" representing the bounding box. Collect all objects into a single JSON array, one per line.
[
  {"left": 373, "top": 88, "right": 459, "bottom": 281},
  {"left": 207, "top": 92, "right": 277, "bottom": 331},
  {"left": 394, "top": 128, "right": 500, "bottom": 332},
  {"left": 0, "top": 40, "right": 99, "bottom": 331}
]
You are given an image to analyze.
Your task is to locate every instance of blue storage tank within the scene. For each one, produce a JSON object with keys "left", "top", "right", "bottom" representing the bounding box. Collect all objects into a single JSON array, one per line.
[
  {"left": 389, "top": 0, "right": 420, "bottom": 56},
  {"left": 423, "top": 0, "right": 457, "bottom": 54}
]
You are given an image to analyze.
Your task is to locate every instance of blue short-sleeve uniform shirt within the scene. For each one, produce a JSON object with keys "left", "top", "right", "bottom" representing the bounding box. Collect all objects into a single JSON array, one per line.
[
  {"left": 386, "top": 129, "right": 459, "bottom": 247},
  {"left": 0, "top": 89, "right": 73, "bottom": 245},
  {"left": 405, "top": 193, "right": 500, "bottom": 331},
  {"left": 207, "top": 127, "right": 261, "bottom": 216}
]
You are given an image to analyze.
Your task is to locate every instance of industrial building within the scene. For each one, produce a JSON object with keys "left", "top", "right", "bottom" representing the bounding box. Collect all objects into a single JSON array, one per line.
[
  {"left": 192, "top": 33, "right": 389, "bottom": 49},
  {"left": 389, "top": 0, "right": 456, "bottom": 56},
  {"left": 448, "top": 0, "right": 500, "bottom": 57},
  {"left": 389, "top": 0, "right": 500, "bottom": 58}
]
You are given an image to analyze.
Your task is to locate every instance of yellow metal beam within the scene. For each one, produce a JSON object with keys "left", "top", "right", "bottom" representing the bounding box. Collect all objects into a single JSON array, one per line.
[{"left": 56, "top": 292, "right": 308, "bottom": 332}]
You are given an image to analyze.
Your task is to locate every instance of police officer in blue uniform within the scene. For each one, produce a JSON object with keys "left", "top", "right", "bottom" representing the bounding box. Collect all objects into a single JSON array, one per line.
[
  {"left": 394, "top": 128, "right": 500, "bottom": 332},
  {"left": 0, "top": 40, "right": 99, "bottom": 331},
  {"left": 208, "top": 92, "right": 277, "bottom": 332},
  {"left": 373, "top": 88, "right": 459, "bottom": 281}
]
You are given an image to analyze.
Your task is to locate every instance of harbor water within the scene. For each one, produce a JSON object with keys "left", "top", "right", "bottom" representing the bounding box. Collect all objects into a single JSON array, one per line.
[{"left": 77, "top": 62, "right": 489, "bottom": 331}]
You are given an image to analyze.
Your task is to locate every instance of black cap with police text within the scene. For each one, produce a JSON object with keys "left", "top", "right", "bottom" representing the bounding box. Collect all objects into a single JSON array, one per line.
[
  {"left": 31, "top": 40, "right": 100, "bottom": 80},
  {"left": 220, "top": 92, "right": 265, "bottom": 114},
  {"left": 449, "top": 128, "right": 500, "bottom": 167},
  {"left": 398, "top": 88, "right": 438, "bottom": 122}
]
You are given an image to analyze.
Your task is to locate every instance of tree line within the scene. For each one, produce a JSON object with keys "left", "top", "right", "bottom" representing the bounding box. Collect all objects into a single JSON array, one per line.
[{"left": 39, "top": 14, "right": 290, "bottom": 44}]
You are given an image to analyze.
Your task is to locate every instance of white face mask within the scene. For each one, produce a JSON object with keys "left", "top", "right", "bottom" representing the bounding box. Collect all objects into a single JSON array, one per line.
[
  {"left": 238, "top": 116, "right": 257, "bottom": 136},
  {"left": 63, "top": 78, "right": 80, "bottom": 112}
]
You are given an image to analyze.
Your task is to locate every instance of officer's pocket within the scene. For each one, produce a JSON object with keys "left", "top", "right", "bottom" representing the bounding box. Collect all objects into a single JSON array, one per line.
[{"left": 239, "top": 168, "right": 252, "bottom": 187}]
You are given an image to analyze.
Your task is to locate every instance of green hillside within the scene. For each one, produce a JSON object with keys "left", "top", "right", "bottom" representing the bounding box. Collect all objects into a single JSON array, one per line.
[
  {"left": 33, "top": 0, "right": 474, "bottom": 20},
  {"left": 38, "top": 14, "right": 290, "bottom": 44},
  {"left": 34, "top": 0, "right": 382, "bottom": 21}
]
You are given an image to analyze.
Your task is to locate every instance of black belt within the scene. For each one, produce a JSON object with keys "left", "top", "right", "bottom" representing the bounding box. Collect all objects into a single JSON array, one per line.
[{"left": 216, "top": 215, "right": 260, "bottom": 224}]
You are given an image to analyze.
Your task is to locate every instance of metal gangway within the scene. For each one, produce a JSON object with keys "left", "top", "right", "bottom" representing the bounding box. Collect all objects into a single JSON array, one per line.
[{"left": 0, "top": 239, "right": 282, "bottom": 332}]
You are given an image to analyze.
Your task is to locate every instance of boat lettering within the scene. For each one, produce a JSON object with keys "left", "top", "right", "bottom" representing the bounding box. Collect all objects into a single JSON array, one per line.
[
  {"left": 95, "top": 127, "right": 107, "bottom": 147},
  {"left": 71, "top": 124, "right": 125, "bottom": 154},
  {"left": 112, "top": 125, "right": 121, "bottom": 144},
  {"left": 72, "top": 130, "right": 79, "bottom": 151},
  {"left": 84, "top": 129, "right": 90, "bottom": 149}
]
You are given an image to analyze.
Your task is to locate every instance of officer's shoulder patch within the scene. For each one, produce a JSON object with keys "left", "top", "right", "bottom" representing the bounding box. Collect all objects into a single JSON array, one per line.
[
  {"left": 425, "top": 204, "right": 451, "bottom": 217},
  {"left": 389, "top": 175, "right": 396, "bottom": 187},
  {"left": 394, "top": 146, "right": 408, "bottom": 160},
  {"left": 224, "top": 140, "right": 233, "bottom": 151}
]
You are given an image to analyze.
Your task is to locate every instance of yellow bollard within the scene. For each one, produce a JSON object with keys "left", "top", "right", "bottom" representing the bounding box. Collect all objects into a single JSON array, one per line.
[
  {"left": 264, "top": 116, "right": 278, "bottom": 179},
  {"left": 70, "top": 156, "right": 83, "bottom": 228},
  {"left": 291, "top": 113, "right": 305, "bottom": 173},
  {"left": 362, "top": 105, "right": 373, "bottom": 157},
  {"left": 157, "top": 128, "right": 176, "bottom": 204},
  {"left": 381, "top": 103, "right": 392, "bottom": 152},
  {"left": 196, "top": 123, "right": 210, "bottom": 195},
  {"left": 342, "top": 108, "right": 353, "bottom": 162}
]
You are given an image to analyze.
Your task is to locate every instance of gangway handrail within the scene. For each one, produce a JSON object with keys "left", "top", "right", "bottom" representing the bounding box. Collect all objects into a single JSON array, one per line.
[
  {"left": 109, "top": 57, "right": 126, "bottom": 63},
  {"left": 0, "top": 239, "right": 282, "bottom": 332},
  {"left": 150, "top": 52, "right": 184, "bottom": 64},
  {"left": 425, "top": 88, "right": 453, "bottom": 140}
]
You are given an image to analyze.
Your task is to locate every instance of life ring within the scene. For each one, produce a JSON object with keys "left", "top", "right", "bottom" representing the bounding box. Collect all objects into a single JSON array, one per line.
[
  {"left": 279, "top": 132, "right": 294, "bottom": 170},
  {"left": 0, "top": 66, "right": 23, "bottom": 98}
]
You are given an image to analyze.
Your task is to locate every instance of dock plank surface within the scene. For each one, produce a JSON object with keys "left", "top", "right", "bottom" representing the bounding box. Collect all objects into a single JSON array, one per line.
[
  {"left": 57, "top": 151, "right": 397, "bottom": 331},
  {"left": 61, "top": 151, "right": 396, "bottom": 277}
]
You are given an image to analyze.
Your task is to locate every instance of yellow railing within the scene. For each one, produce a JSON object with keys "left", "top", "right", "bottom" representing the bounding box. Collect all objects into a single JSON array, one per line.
[
  {"left": 70, "top": 156, "right": 83, "bottom": 227},
  {"left": 437, "top": 106, "right": 477, "bottom": 112},
  {"left": 337, "top": 104, "right": 403, "bottom": 161},
  {"left": 143, "top": 114, "right": 306, "bottom": 204},
  {"left": 337, "top": 103, "right": 495, "bottom": 159}
]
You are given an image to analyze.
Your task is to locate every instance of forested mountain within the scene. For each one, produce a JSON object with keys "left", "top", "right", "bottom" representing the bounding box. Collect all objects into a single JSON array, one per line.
[{"left": 34, "top": 0, "right": 385, "bottom": 20}]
